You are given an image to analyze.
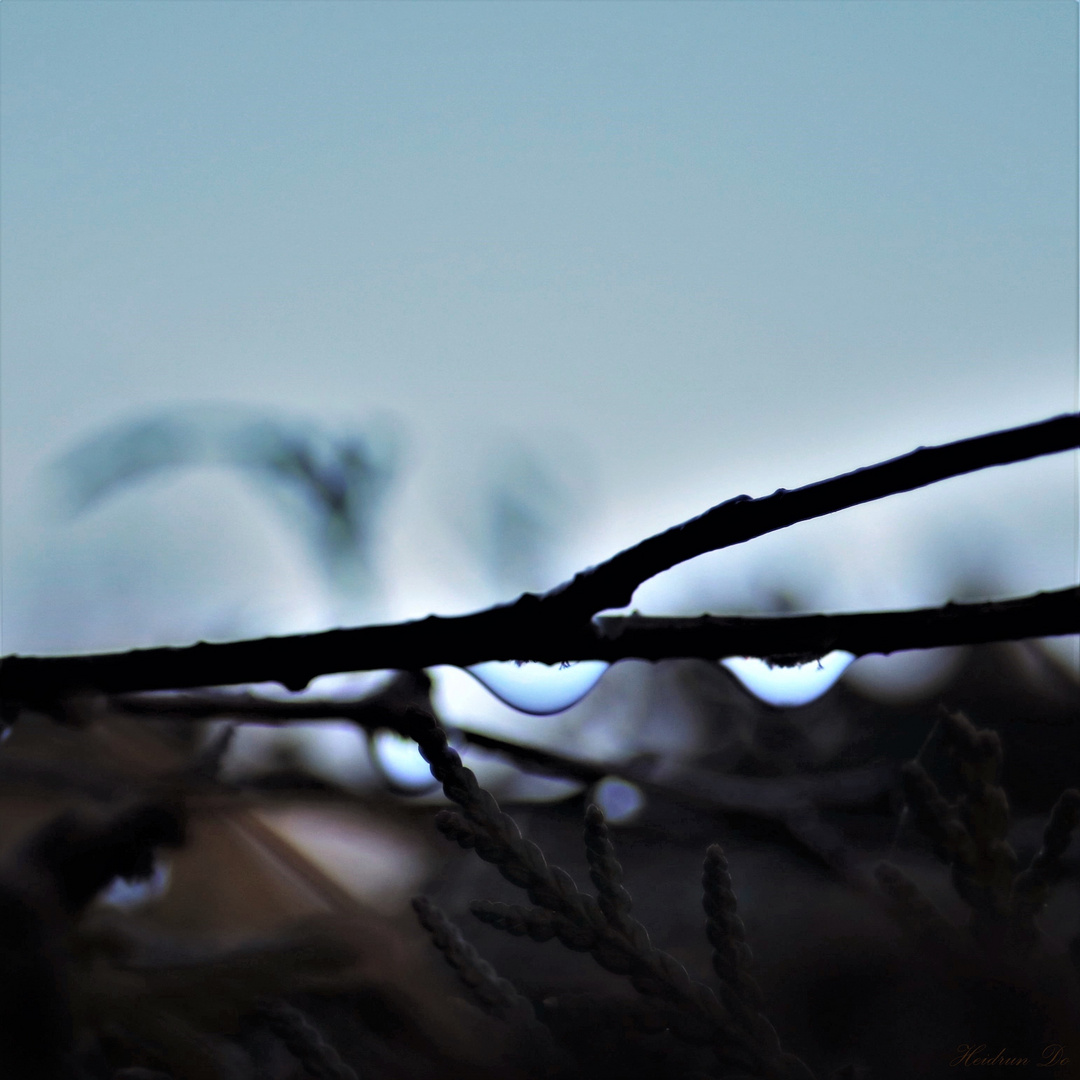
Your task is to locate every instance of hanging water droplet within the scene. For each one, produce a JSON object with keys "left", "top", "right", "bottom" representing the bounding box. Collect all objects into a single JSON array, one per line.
[
  {"left": 98, "top": 860, "right": 171, "bottom": 910},
  {"left": 465, "top": 660, "right": 609, "bottom": 715},
  {"left": 721, "top": 651, "right": 855, "bottom": 707},
  {"left": 592, "top": 776, "right": 645, "bottom": 824},
  {"left": 368, "top": 728, "right": 440, "bottom": 795}
]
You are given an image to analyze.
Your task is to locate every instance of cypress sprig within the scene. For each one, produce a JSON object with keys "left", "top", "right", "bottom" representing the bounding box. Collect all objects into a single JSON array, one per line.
[
  {"left": 256, "top": 999, "right": 358, "bottom": 1080},
  {"left": 887, "top": 710, "right": 1076, "bottom": 956},
  {"left": 435, "top": 808, "right": 521, "bottom": 866},
  {"left": 470, "top": 900, "right": 594, "bottom": 951},
  {"left": 898, "top": 761, "right": 969, "bottom": 866},
  {"left": 411, "top": 896, "right": 537, "bottom": 1027},
  {"left": 703, "top": 845, "right": 763, "bottom": 1012},
  {"left": 412, "top": 715, "right": 598, "bottom": 924},
  {"left": 411, "top": 712, "right": 816, "bottom": 1080},
  {"left": 435, "top": 809, "right": 480, "bottom": 849},
  {"left": 938, "top": 711, "right": 1017, "bottom": 917},
  {"left": 411, "top": 896, "right": 565, "bottom": 1077},
  {"left": 1010, "top": 788, "right": 1080, "bottom": 941},
  {"left": 702, "top": 845, "right": 792, "bottom": 1069},
  {"left": 583, "top": 803, "right": 635, "bottom": 934},
  {"left": 898, "top": 757, "right": 1005, "bottom": 924}
]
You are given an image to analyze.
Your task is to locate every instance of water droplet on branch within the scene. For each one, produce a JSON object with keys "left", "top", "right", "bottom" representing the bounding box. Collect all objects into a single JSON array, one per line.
[
  {"left": 466, "top": 660, "right": 610, "bottom": 715},
  {"left": 721, "top": 651, "right": 854, "bottom": 707}
]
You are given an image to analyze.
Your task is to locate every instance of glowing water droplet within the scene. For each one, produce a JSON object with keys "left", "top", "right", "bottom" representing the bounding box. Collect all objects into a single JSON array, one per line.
[
  {"left": 593, "top": 776, "right": 645, "bottom": 823},
  {"left": 368, "top": 728, "right": 439, "bottom": 795},
  {"left": 466, "top": 660, "right": 609, "bottom": 715},
  {"left": 98, "top": 861, "right": 171, "bottom": 910},
  {"left": 721, "top": 651, "right": 855, "bottom": 707}
]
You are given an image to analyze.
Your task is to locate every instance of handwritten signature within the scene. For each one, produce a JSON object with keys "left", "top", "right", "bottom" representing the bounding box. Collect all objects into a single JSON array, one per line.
[{"left": 950, "top": 1044, "right": 1070, "bottom": 1068}]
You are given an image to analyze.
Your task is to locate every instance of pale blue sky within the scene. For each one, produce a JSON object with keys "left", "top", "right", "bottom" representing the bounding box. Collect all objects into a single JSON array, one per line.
[{"left": 1, "top": 2, "right": 1076, "bottom": 673}]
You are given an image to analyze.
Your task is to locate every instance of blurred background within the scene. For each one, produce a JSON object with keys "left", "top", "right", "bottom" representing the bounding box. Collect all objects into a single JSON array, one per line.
[{"left": 1, "top": 2, "right": 1077, "bottom": 757}]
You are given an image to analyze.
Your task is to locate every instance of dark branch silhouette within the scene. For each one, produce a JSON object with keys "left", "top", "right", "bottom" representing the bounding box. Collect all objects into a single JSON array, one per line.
[
  {"left": 2, "top": 413, "right": 1077, "bottom": 704},
  {"left": 593, "top": 586, "right": 1078, "bottom": 664},
  {"left": 110, "top": 673, "right": 894, "bottom": 812},
  {"left": 0, "top": 666, "right": 880, "bottom": 877},
  {"left": 543, "top": 411, "right": 1080, "bottom": 616}
]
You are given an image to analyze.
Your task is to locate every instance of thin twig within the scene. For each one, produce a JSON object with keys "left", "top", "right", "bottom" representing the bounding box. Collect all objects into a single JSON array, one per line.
[
  {"left": 101, "top": 677, "right": 890, "bottom": 873},
  {"left": 1, "top": 414, "right": 1076, "bottom": 700},
  {"left": 545, "top": 412, "right": 1080, "bottom": 617},
  {"left": 592, "top": 586, "right": 1078, "bottom": 665},
  {"left": 107, "top": 675, "right": 896, "bottom": 810},
  {"left": 2, "top": 587, "right": 1075, "bottom": 704}
]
